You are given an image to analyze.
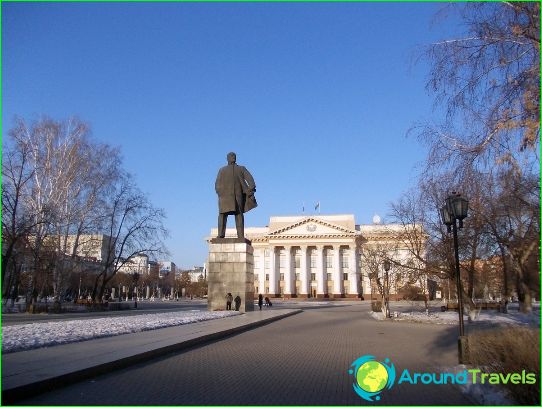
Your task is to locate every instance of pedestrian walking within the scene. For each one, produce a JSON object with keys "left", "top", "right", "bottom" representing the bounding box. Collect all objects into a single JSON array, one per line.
[
  {"left": 258, "top": 294, "right": 263, "bottom": 310},
  {"left": 226, "top": 293, "right": 233, "bottom": 310},
  {"left": 234, "top": 295, "right": 241, "bottom": 311}
]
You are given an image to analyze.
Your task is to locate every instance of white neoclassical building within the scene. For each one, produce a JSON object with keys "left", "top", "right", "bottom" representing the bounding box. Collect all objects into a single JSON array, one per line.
[{"left": 208, "top": 214, "right": 423, "bottom": 299}]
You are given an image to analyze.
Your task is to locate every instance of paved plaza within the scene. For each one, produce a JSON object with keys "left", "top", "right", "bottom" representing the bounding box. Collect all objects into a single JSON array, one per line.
[{"left": 12, "top": 302, "right": 475, "bottom": 405}]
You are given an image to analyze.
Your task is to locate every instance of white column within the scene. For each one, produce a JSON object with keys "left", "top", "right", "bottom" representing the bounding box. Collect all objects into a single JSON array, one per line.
[
  {"left": 359, "top": 248, "right": 371, "bottom": 297},
  {"left": 299, "top": 245, "right": 309, "bottom": 297},
  {"left": 349, "top": 245, "right": 359, "bottom": 296},
  {"left": 269, "top": 246, "right": 277, "bottom": 296},
  {"left": 284, "top": 246, "right": 293, "bottom": 297},
  {"left": 316, "top": 245, "right": 325, "bottom": 297},
  {"left": 258, "top": 248, "right": 266, "bottom": 294},
  {"left": 333, "top": 245, "right": 343, "bottom": 297}
]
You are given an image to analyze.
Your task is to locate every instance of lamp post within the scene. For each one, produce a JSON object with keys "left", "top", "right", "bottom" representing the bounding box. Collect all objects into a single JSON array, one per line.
[
  {"left": 440, "top": 191, "right": 469, "bottom": 363},
  {"left": 383, "top": 259, "right": 391, "bottom": 318}
]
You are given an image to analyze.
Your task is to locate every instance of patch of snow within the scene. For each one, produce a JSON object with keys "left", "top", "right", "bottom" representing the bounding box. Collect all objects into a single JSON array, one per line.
[
  {"left": 368, "top": 308, "right": 540, "bottom": 327},
  {"left": 2, "top": 310, "right": 239, "bottom": 354},
  {"left": 444, "top": 365, "right": 516, "bottom": 406},
  {"left": 368, "top": 311, "right": 385, "bottom": 321}
]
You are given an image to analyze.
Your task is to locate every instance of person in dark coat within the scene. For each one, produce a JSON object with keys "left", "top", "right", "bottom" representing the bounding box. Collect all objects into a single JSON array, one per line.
[
  {"left": 234, "top": 295, "right": 241, "bottom": 311},
  {"left": 215, "top": 152, "right": 256, "bottom": 238},
  {"left": 258, "top": 294, "right": 263, "bottom": 310}
]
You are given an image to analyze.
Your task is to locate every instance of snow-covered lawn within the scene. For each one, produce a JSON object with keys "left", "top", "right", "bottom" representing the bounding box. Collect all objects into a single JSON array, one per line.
[
  {"left": 369, "top": 307, "right": 540, "bottom": 326},
  {"left": 443, "top": 365, "right": 516, "bottom": 406},
  {"left": 2, "top": 310, "right": 239, "bottom": 354}
]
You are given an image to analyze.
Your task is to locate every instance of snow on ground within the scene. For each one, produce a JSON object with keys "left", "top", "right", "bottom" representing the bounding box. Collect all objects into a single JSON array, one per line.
[
  {"left": 443, "top": 365, "right": 517, "bottom": 406},
  {"left": 2, "top": 310, "right": 239, "bottom": 354},
  {"left": 369, "top": 306, "right": 540, "bottom": 326}
]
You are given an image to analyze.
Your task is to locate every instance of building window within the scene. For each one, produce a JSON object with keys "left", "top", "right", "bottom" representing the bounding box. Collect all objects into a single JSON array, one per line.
[
  {"left": 280, "top": 273, "right": 285, "bottom": 281},
  {"left": 343, "top": 273, "right": 348, "bottom": 281},
  {"left": 279, "top": 252, "right": 286, "bottom": 268},
  {"left": 296, "top": 273, "right": 300, "bottom": 281},
  {"left": 265, "top": 274, "right": 269, "bottom": 281},
  {"left": 311, "top": 273, "right": 316, "bottom": 281},
  {"left": 265, "top": 287, "right": 269, "bottom": 294},
  {"left": 265, "top": 260, "right": 270, "bottom": 270},
  {"left": 310, "top": 253, "right": 316, "bottom": 268},
  {"left": 325, "top": 251, "right": 333, "bottom": 268},
  {"left": 326, "top": 273, "right": 332, "bottom": 281},
  {"left": 342, "top": 251, "right": 349, "bottom": 269},
  {"left": 254, "top": 273, "right": 259, "bottom": 281}
]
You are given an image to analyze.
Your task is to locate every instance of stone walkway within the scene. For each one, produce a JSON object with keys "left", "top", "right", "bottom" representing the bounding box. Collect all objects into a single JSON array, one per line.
[
  {"left": 14, "top": 303, "right": 476, "bottom": 405},
  {"left": 2, "top": 308, "right": 299, "bottom": 404}
]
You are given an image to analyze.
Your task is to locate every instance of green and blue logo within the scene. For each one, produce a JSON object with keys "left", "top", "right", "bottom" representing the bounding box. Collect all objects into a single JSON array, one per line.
[
  {"left": 348, "top": 355, "right": 396, "bottom": 402},
  {"left": 349, "top": 355, "right": 537, "bottom": 402}
]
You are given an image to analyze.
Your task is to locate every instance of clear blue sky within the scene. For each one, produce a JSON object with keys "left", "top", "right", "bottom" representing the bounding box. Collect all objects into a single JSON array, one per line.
[{"left": 2, "top": 1, "right": 460, "bottom": 268}]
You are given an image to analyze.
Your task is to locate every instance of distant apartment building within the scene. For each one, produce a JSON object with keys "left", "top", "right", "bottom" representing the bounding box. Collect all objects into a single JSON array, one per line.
[
  {"left": 64, "top": 235, "right": 114, "bottom": 263},
  {"left": 188, "top": 266, "right": 206, "bottom": 282},
  {"left": 117, "top": 253, "right": 150, "bottom": 275}
]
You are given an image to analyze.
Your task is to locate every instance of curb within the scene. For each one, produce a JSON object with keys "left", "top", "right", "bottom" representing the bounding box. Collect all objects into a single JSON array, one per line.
[{"left": 2, "top": 309, "right": 302, "bottom": 404}]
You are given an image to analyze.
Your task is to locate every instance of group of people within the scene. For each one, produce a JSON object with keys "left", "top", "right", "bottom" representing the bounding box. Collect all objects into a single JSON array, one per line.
[
  {"left": 225, "top": 293, "right": 273, "bottom": 311},
  {"left": 257, "top": 294, "right": 272, "bottom": 310},
  {"left": 225, "top": 293, "right": 241, "bottom": 311}
]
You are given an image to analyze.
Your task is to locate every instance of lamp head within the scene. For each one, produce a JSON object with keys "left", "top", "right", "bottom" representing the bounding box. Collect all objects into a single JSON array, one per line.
[{"left": 383, "top": 259, "right": 391, "bottom": 272}]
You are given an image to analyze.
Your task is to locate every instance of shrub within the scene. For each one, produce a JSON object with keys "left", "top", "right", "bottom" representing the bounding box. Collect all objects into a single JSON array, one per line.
[
  {"left": 467, "top": 327, "right": 540, "bottom": 405},
  {"left": 371, "top": 301, "right": 382, "bottom": 312}
]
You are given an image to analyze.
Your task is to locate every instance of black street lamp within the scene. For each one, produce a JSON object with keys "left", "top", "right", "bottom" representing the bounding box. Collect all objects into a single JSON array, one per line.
[
  {"left": 440, "top": 191, "right": 469, "bottom": 363},
  {"left": 383, "top": 259, "right": 391, "bottom": 318}
]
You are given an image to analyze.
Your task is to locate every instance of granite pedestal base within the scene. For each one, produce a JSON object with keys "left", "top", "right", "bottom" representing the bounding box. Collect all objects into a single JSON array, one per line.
[{"left": 208, "top": 241, "right": 254, "bottom": 312}]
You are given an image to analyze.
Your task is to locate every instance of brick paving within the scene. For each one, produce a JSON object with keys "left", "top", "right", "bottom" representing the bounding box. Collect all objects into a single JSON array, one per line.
[{"left": 18, "top": 303, "right": 475, "bottom": 405}]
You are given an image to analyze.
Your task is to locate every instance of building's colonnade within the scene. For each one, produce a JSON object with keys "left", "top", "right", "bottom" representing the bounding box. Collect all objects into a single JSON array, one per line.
[{"left": 252, "top": 244, "right": 361, "bottom": 298}]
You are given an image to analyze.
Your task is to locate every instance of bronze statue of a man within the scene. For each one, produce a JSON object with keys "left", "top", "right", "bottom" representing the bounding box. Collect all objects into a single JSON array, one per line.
[{"left": 215, "top": 152, "right": 257, "bottom": 238}]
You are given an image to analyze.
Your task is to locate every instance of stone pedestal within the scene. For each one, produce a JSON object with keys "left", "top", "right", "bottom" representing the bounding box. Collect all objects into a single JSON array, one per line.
[{"left": 208, "top": 240, "right": 254, "bottom": 312}]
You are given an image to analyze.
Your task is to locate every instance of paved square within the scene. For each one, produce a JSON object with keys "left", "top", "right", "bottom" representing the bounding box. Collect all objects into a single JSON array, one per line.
[{"left": 17, "top": 304, "right": 474, "bottom": 405}]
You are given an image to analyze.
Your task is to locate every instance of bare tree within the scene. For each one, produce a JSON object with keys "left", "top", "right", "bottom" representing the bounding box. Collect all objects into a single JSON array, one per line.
[
  {"left": 91, "top": 176, "right": 168, "bottom": 302},
  {"left": 2, "top": 116, "right": 169, "bottom": 309},
  {"left": 487, "top": 168, "right": 540, "bottom": 312},
  {"left": 2, "top": 137, "right": 36, "bottom": 303},
  {"left": 390, "top": 176, "right": 491, "bottom": 315},
  {"left": 175, "top": 271, "right": 192, "bottom": 297},
  {"left": 416, "top": 2, "right": 540, "bottom": 172},
  {"left": 361, "top": 241, "right": 399, "bottom": 318}
]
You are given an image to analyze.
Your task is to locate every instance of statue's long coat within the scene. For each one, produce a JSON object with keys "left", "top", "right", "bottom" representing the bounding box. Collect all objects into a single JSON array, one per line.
[{"left": 215, "top": 164, "right": 256, "bottom": 214}]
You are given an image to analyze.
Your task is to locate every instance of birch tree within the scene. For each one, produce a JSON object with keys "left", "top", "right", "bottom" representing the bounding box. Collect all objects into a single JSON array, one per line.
[{"left": 416, "top": 2, "right": 540, "bottom": 172}]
